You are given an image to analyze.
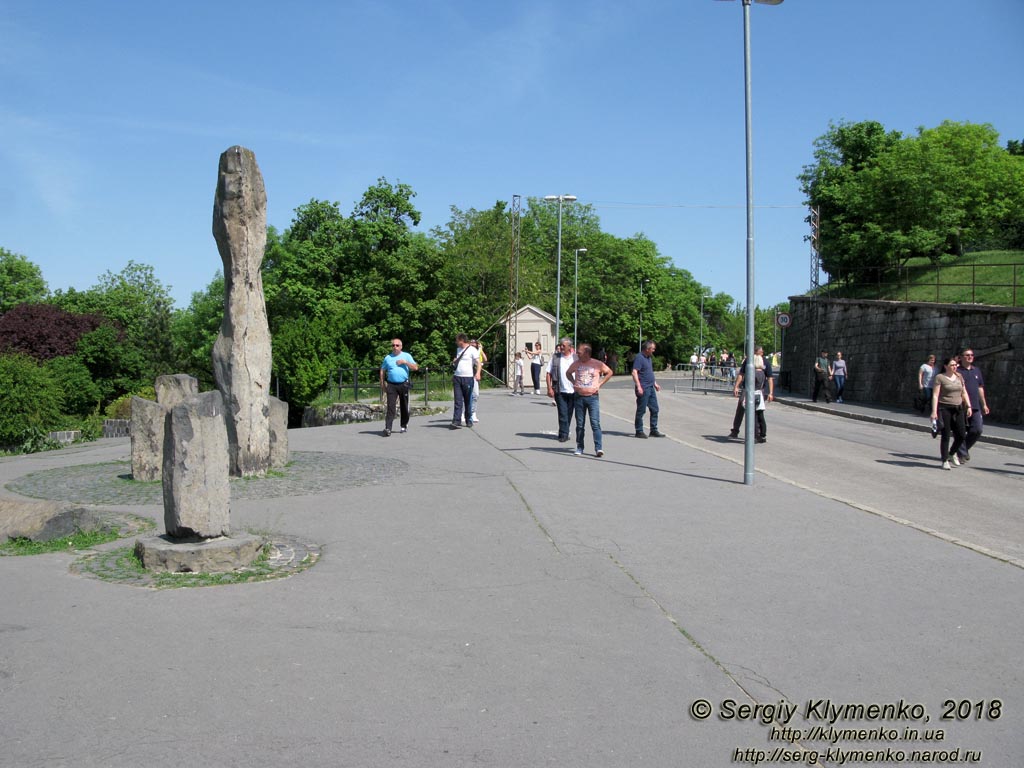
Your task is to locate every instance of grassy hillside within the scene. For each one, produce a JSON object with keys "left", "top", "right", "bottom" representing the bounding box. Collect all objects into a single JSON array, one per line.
[{"left": 816, "top": 250, "right": 1024, "bottom": 306}]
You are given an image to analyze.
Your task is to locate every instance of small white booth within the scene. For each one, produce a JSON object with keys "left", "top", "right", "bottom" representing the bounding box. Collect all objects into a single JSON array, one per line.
[{"left": 502, "top": 304, "right": 557, "bottom": 387}]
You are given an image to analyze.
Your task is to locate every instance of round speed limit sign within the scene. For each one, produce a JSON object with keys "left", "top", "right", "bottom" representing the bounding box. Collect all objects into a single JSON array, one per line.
[{"left": 775, "top": 312, "right": 792, "bottom": 329}]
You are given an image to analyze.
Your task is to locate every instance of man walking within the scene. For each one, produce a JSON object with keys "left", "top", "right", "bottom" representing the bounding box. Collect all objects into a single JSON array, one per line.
[
  {"left": 450, "top": 333, "right": 481, "bottom": 429},
  {"left": 546, "top": 337, "right": 577, "bottom": 442},
  {"left": 379, "top": 337, "right": 418, "bottom": 437},
  {"left": 729, "top": 345, "right": 773, "bottom": 441},
  {"left": 957, "top": 348, "right": 989, "bottom": 462},
  {"left": 632, "top": 340, "right": 665, "bottom": 438},
  {"left": 812, "top": 349, "right": 833, "bottom": 403},
  {"left": 565, "top": 343, "right": 613, "bottom": 457}
]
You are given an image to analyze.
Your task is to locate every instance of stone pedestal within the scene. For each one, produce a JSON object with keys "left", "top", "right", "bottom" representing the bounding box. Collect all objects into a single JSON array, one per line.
[{"left": 134, "top": 533, "right": 263, "bottom": 573}]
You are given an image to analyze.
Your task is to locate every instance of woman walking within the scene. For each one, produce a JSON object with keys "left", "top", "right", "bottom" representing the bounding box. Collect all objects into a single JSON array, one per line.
[
  {"left": 832, "top": 351, "right": 848, "bottom": 403},
  {"left": 930, "top": 356, "right": 972, "bottom": 470}
]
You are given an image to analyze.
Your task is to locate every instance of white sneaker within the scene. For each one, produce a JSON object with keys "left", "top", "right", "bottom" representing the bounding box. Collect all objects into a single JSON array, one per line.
[
  {"left": 951, "top": 454, "right": 960, "bottom": 466},
  {"left": 534, "top": 389, "right": 540, "bottom": 395},
  {"left": 942, "top": 461, "right": 952, "bottom": 470},
  {"left": 573, "top": 448, "right": 583, "bottom": 456},
  {"left": 472, "top": 414, "right": 479, "bottom": 423},
  {"left": 595, "top": 450, "right": 604, "bottom": 458}
]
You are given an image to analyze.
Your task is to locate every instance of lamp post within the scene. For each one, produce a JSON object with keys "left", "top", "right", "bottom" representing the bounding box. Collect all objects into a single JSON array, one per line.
[
  {"left": 638, "top": 278, "right": 650, "bottom": 352},
  {"left": 716, "top": 0, "right": 783, "bottom": 486},
  {"left": 573, "top": 247, "right": 587, "bottom": 349},
  {"left": 544, "top": 194, "right": 577, "bottom": 341},
  {"left": 699, "top": 291, "right": 711, "bottom": 361}
]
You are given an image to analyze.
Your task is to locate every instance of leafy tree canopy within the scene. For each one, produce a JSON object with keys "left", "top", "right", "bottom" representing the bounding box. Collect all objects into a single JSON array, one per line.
[{"left": 0, "top": 248, "right": 48, "bottom": 313}]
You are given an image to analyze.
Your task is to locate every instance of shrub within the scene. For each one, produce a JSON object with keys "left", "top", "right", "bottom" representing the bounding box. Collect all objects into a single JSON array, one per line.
[
  {"left": 44, "top": 356, "right": 102, "bottom": 417},
  {"left": 0, "top": 354, "right": 64, "bottom": 445},
  {"left": 104, "top": 386, "right": 157, "bottom": 420}
]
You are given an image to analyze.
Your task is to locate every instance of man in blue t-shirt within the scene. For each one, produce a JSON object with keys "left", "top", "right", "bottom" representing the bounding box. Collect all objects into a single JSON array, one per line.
[
  {"left": 956, "top": 348, "right": 989, "bottom": 462},
  {"left": 631, "top": 340, "right": 665, "bottom": 438},
  {"left": 379, "top": 338, "right": 418, "bottom": 436}
]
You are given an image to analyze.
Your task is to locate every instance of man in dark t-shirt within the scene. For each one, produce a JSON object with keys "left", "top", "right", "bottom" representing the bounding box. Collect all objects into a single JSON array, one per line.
[
  {"left": 631, "top": 340, "right": 664, "bottom": 438},
  {"left": 957, "top": 348, "right": 990, "bottom": 462}
]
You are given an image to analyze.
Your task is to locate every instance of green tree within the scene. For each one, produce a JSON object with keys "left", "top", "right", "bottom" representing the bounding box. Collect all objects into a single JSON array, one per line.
[
  {"left": 800, "top": 120, "right": 1024, "bottom": 276},
  {"left": 170, "top": 272, "right": 225, "bottom": 387},
  {"left": 0, "top": 248, "right": 48, "bottom": 313}
]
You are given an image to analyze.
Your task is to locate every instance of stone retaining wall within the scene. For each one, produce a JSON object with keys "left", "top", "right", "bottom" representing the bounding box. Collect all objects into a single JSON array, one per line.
[
  {"left": 302, "top": 403, "right": 438, "bottom": 428},
  {"left": 781, "top": 298, "right": 1024, "bottom": 425}
]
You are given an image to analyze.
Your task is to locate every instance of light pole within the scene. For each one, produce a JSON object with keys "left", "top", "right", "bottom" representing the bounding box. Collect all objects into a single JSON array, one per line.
[
  {"left": 716, "top": 0, "right": 782, "bottom": 486},
  {"left": 638, "top": 278, "right": 650, "bottom": 352},
  {"left": 699, "top": 291, "right": 711, "bottom": 361},
  {"left": 544, "top": 194, "right": 577, "bottom": 341},
  {"left": 573, "top": 247, "right": 587, "bottom": 349}
]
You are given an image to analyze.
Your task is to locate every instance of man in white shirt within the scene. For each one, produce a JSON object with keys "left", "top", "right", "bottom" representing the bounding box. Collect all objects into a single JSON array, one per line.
[{"left": 450, "top": 333, "right": 481, "bottom": 429}]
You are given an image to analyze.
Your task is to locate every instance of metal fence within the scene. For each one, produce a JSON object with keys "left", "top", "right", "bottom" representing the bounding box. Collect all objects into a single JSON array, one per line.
[
  {"left": 324, "top": 365, "right": 508, "bottom": 405},
  {"left": 666, "top": 364, "right": 739, "bottom": 395},
  {"left": 823, "top": 262, "right": 1022, "bottom": 305}
]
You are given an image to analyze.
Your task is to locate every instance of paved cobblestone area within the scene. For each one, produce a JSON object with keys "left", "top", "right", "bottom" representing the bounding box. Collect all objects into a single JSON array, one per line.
[
  {"left": 6, "top": 451, "right": 408, "bottom": 505},
  {"left": 71, "top": 534, "right": 321, "bottom": 588}
]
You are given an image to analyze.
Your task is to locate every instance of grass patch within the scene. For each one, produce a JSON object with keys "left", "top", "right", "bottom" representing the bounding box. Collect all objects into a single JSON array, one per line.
[
  {"left": 1, "top": 528, "right": 121, "bottom": 556},
  {"left": 818, "top": 250, "right": 1024, "bottom": 305},
  {"left": 74, "top": 534, "right": 321, "bottom": 589}
]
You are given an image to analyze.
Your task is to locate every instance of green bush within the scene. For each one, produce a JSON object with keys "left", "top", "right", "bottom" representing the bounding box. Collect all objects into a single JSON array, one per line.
[
  {"left": 104, "top": 386, "right": 156, "bottom": 420},
  {"left": 0, "top": 354, "right": 64, "bottom": 445},
  {"left": 44, "top": 355, "right": 102, "bottom": 416}
]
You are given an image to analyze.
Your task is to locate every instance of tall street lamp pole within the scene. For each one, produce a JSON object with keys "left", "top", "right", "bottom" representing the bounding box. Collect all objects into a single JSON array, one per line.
[
  {"left": 544, "top": 195, "right": 577, "bottom": 342},
  {"left": 574, "top": 247, "right": 587, "bottom": 349},
  {"left": 638, "top": 278, "right": 650, "bottom": 352},
  {"left": 717, "top": 0, "right": 783, "bottom": 486},
  {"left": 699, "top": 291, "right": 710, "bottom": 359}
]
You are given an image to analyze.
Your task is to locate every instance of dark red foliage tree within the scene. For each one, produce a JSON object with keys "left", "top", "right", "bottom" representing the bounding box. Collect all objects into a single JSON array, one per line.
[{"left": 0, "top": 303, "right": 111, "bottom": 361}]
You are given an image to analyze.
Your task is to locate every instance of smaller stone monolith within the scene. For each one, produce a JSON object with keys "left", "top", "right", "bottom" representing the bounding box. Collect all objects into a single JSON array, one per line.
[{"left": 162, "top": 390, "right": 230, "bottom": 538}]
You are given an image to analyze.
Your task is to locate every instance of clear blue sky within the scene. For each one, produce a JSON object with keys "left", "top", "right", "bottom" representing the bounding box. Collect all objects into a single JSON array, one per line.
[{"left": 2, "top": 0, "right": 1022, "bottom": 310}]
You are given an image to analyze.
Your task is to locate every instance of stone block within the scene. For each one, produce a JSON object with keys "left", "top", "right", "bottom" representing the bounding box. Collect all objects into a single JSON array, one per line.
[
  {"left": 268, "top": 395, "right": 289, "bottom": 468},
  {"left": 131, "top": 396, "right": 167, "bottom": 482},
  {"left": 155, "top": 374, "right": 199, "bottom": 407},
  {"left": 162, "top": 390, "right": 230, "bottom": 538},
  {"left": 0, "top": 498, "right": 110, "bottom": 542}
]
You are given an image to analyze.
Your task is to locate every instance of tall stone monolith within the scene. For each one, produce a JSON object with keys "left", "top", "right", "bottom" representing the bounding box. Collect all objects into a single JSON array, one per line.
[{"left": 211, "top": 146, "right": 272, "bottom": 477}]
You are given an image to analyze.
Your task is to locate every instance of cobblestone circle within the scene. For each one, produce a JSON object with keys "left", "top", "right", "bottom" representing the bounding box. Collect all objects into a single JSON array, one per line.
[
  {"left": 71, "top": 534, "right": 321, "bottom": 589},
  {"left": 6, "top": 451, "right": 408, "bottom": 505}
]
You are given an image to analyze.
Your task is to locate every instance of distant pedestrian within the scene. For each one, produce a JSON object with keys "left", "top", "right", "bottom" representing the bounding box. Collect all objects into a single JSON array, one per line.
[
  {"left": 379, "top": 337, "right": 418, "bottom": 437},
  {"left": 469, "top": 339, "right": 487, "bottom": 423},
  {"left": 956, "top": 348, "right": 990, "bottom": 463},
  {"left": 525, "top": 343, "right": 546, "bottom": 395},
  {"left": 450, "top": 333, "right": 481, "bottom": 430},
  {"left": 832, "top": 351, "right": 848, "bottom": 403},
  {"left": 565, "top": 343, "right": 613, "bottom": 457},
  {"left": 915, "top": 354, "right": 936, "bottom": 415},
  {"left": 931, "top": 355, "right": 971, "bottom": 470},
  {"left": 812, "top": 350, "right": 833, "bottom": 403},
  {"left": 512, "top": 352, "right": 525, "bottom": 395},
  {"left": 632, "top": 340, "right": 665, "bottom": 438}
]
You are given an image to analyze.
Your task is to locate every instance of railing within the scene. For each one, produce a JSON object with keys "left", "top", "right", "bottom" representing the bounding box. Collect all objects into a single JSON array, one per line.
[
  {"left": 325, "top": 364, "right": 508, "bottom": 406},
  {"left": 667, "top": 364, "right": 738, "bottom": 395},
  {"left": 821, "top": 262, "right": 1022, "bottom": 305}
]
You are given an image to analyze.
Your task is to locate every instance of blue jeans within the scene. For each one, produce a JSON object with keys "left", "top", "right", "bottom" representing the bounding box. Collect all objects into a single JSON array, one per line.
[
  {"left": 574, "top": 394, "right": 602, "bottom": 452},
  {"left": 452, "top": 376, "right": 474, "bottom": 426},
  {"left": 834, "top": 375, "right": 846, "bottom": 401},
  {"left": 555, "top": 392, "right": 576, "bottom": 439},
  {"left": 634, "top": 387, "right": 659, "bottom": 433}
]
